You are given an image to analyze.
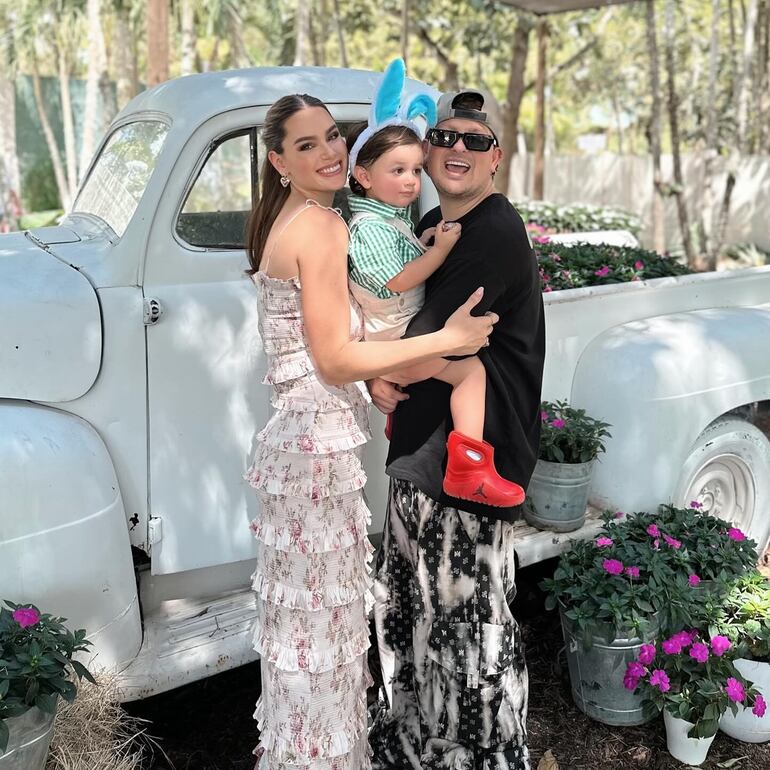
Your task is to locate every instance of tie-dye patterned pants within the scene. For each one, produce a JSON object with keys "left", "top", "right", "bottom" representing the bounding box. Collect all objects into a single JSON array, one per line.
[{"left": 370, "top": 478, "right": 530, "bottom": 770}]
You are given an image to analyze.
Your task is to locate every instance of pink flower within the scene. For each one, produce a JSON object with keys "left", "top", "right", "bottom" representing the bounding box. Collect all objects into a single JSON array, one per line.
[
  {"left": 726, "top": 677, "right": 746, "bottom": 703},
  {"left": 688, "top": 574, "right": 701, "bottom": 587},
  {"left": 638, "top": 644, "right": 656, "bottom": 665},
  {"left": 646, "top": 524, "right": 661, "bottom": 537},
  {"left": 653, "top": 538, "right": 660, "bottom": 549},
  {"left": 614, "top": 510, "right": 625, "bottom": 518},
  {"left": 603, "top": 559, "right": 624, "bottom": 575},
  {"left": 594, "top": 265, "right": 610, "bottom": 277},
  {"left": 625, "top": 566, "right": 640, "bottom": 578},
  {"left": 753, "top": 694, "right": 767, "bottom": 717},
  {"left": 624, "top": 661, "right": 647, "bottom": 690},
  {"left": 634, "top": 260, "right": 644, "bottom": 270},
  {"left": 550, "top": 419, "right": 566, "bottom": 429},
  {"left": 663, "top": 534, "right": 682, "bottom": 549},
  {"left": 540, "top": 410, "right": 550, "bottom": 422},
  {"left": 662, "top": 637, "right": 683, "bottom": 655},
  {"left": 689, "top": 500, "right": 702, "bottom": 509},
  {"left": 728, "top": 527, "right": 746, "bottom": 542},
  {"left": 689, "top": 642, "right": 710, "bottom": 663},
  {"left": 595, "top": 536, "right": 614, "bottom": 548},
  {"left": 672, "top": 631, "right": 694, "bottom": 649},
  {"left": 710, "top": 635, "right": 732, "bottom": 657},
  {"left": 12, "top": 607, "right": 40, "bottom": 629},
  {"left": 649, "top": 669, "right": 671, "bottom": 692},
  {"left": 543, "top": 285, "right": 553, "bottom": 293}
]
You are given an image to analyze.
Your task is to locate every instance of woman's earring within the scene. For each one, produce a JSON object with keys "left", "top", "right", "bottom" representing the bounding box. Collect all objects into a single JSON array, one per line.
[{"left": 280, "top": 175, "right": 290, "bottom": 188}]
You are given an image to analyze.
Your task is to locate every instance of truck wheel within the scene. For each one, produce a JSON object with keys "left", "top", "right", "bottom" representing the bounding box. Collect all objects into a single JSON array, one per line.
[{"left": 674, "top": 417, "right": 770, "bottom": 552}]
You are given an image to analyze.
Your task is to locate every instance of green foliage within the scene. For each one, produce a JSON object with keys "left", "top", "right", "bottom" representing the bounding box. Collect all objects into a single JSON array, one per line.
[
  {"left": 517, "top": 200, "right": 643, "bottom": 235},
  {"left": 536, "top": 241, "right": 691, "bottom": 292},
  {"left": 540, "top": 505, "right": 760, "bottom": 644},
  {"left": 21, "top": 156, "right": 61, "bottom": 212},
  {"left": 0, "top": 600, "right": 94, "bottom": 754},
  {"left": 537, "top": 400, "right": 611, "bottom": 464}
]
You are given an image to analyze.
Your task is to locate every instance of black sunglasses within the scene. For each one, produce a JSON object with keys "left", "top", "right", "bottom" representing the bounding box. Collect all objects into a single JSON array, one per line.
[{"left": 427, "top": 128, "right": 497, "bottom": 152}]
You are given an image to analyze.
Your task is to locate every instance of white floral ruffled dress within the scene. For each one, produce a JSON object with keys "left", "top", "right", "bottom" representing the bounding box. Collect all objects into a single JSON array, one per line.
[{"left": 245, "top": 252, "right": 374, "bottom": 769}]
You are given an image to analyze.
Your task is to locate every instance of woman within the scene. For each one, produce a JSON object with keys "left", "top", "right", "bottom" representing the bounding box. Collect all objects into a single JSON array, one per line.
[{"left": 244, "top": 93, "right": 495, "bottom": 770}]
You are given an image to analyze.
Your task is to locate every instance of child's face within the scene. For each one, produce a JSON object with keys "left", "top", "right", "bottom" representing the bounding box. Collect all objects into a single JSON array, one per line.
[{"left": 355, "top": 143, "right": 424, "bottom": 208}]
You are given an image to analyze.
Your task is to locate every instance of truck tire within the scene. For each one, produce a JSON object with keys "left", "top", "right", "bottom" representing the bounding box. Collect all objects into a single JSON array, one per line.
[{"left": 673, "top": 417, "right": 770, "bottom": 553}]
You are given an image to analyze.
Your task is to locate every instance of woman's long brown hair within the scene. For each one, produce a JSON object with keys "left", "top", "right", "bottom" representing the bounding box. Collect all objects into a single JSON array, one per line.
[{"left": 245, "top": 94, "right": 333, "bottom": 275}]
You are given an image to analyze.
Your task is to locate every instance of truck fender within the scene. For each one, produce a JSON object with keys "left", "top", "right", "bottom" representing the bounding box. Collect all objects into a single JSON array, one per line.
[
  {"left": 0, "top": 401, "right": 141, "bottom": 671},
  {"left": 570, "top": 306, "right": 770, "bottom": 525}
]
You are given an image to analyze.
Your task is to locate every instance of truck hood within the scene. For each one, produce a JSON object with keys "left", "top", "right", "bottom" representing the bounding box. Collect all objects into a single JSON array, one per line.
[{"left": 0, "top": 231, "right": 102, "bottom": 402}]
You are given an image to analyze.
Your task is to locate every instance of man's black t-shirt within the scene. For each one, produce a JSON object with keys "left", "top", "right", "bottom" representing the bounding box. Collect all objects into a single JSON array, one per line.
[{"left": 386, "top": 193, "right": 546, "bottom": 522}]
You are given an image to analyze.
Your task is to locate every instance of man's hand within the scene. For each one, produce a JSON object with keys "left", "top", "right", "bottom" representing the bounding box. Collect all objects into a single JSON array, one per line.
[{"left": 366, "top": 377, "right": 409, "bottom": 415}]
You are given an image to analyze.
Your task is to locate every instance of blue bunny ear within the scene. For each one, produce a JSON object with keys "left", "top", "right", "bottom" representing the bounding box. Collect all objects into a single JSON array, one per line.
[
  {"left": 405, "top": 93, "right": 437, "bottom": 128},
  {"left": 372, "top": 58, "right": 406, "bottom": 124}
]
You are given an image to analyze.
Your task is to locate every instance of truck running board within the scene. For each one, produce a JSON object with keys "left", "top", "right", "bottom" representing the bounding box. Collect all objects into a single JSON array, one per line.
[{"left": 117, "top": 588, "right": 258, "bottom": 702}]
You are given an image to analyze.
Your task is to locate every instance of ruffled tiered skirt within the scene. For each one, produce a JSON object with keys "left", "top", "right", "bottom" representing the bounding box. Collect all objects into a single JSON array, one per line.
[{"left": 246, "top": 340, "right": 373, "bottom": 769}]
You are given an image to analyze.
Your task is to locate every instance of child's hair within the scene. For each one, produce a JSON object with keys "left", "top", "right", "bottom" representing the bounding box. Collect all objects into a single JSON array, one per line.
[{"left": 346, "top": 123, "right": 422, "bottom": 197}]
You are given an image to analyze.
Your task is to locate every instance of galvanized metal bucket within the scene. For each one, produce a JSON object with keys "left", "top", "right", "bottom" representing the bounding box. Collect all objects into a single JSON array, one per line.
[
  {"left": 0, "top": 708, "right": 55, "bottom": 770},
  {"left": 524, "top": 459, "right": 594, "bottom": 532},
  {"left": 560, "top": 608, "right": 658, "bottom": 727}
]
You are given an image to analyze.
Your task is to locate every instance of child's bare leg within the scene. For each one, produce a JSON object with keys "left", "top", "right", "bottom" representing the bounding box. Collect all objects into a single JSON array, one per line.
[{"left": 433, "top": 357, "right": 486, "bottom": 440}]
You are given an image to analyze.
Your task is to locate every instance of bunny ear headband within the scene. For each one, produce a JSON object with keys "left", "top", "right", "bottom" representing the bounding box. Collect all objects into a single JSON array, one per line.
[{"left": 348, "top": 58, "right": 438, "bottom": 174}]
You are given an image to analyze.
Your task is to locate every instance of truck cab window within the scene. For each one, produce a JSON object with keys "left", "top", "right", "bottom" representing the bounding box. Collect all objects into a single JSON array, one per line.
[{"left": 176, "top": 131, "right": 254, "bottom": 249}]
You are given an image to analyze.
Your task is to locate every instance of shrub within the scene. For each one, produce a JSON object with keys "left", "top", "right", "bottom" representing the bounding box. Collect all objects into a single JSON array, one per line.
[{"left": 514, "top": 200, "right": 644, "bottom": 236}]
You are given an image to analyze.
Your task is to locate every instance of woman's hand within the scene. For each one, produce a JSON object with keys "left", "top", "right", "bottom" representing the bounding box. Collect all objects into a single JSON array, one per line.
[
  {"left": 441, "top": 287, "right": 497, "bottom": 356},
  {"left": 367, "top": 378, "right": 409, "bottom": 414}
]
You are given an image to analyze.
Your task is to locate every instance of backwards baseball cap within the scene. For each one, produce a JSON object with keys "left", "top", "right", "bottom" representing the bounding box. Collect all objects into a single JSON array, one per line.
[{"left": 435, "top": 90, "right": 498, "bottom": 139}]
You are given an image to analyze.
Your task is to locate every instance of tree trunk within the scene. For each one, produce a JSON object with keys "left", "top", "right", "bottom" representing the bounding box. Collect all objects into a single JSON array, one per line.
[
  {"left": 56, "top": 44, "right": 78, "bottom": 203},
  {"left": 332, "top": 0, "right": 348, "bottom": 68},
  {"left": 32, "top": 66, "right": 71, "bottom": 210},
  {"left": 180, "top": 0, "right": 196, "bottom": 75},
  {"left": 114, "top": 4, "right": 136, "bottom": 107},
  {"left": 294, "top": 0, "right": 311, "bottom": 66},
  {"left": 416, "top": 26, "right": 458, "bottom": 90},
  {"left": 701, "top": 0, "right": 721, "bottom": 269},
  {"left": 0, "top": 75, "right": 21, "bottom": 203},
  {"left": 401, "top": 0, "right": 409, "bottom": 68},
  {"left": 317, "top": 0, "right": 329, "bottom": 66},
  {"left": 645, "top": 0, "right": 666, "bottom": 254},
  {"left": 533, "top": 19, "right": 548, "bottom": 200},
  {"left": 664, "top": 0, "right": 696, "bottom": 267},
  {"left": 229, "top": 6, "right": 251, "bottom": 68},
  {"left": 81, "top": 0, "right": 109, "bottom": 181},
  {"left": 147, "top": 0, "right": 170, "bottom": 87},
  {"left": 737, "top": 0, "right": 759, "bottom": 153},
  {"left": 496, "top": 14, "right": 532, "bottom": 196}
]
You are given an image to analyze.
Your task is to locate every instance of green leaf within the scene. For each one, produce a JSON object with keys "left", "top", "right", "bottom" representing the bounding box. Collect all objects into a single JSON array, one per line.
[
  {"left": 0, "top": 718, "right": 8, "bottom": 754},
  {"left": 34, "top": 692, "right": 59, "bottom": 715},
  {"left": 71, "top": 660, "right": 96, "bottom": 684}
]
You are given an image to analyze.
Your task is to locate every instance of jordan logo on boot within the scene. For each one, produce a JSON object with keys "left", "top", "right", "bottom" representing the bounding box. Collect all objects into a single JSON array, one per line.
[{"left": 473, "top": 482, "right": 487, "bottom": 499}]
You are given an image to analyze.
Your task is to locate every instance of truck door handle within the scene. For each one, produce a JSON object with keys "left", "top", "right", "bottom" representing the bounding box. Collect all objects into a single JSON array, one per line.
[{"left": 143, "top": 298, "right": 163, "bottom": 325}]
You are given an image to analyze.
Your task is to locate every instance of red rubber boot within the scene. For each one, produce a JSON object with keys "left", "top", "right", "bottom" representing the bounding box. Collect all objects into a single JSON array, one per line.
[{"left": 443, "top": 430, "right": 526, "bottom": 507}]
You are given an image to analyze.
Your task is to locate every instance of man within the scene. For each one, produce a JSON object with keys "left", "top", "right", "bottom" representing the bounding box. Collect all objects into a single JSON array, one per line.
[{"left": 368, "top": 90, "right": 546, "bottom": 770}]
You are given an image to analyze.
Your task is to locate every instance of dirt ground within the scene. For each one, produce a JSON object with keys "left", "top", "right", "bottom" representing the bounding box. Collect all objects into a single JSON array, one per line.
[{"left": 127, "top": 404, "right": 770, "bottom": 770}]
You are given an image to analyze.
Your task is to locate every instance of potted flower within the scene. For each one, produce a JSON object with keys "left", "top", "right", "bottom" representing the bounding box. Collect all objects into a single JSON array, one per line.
[
  {"left": 524, "top": 400, "right": 611, "bottom": 532},
  {"left": 706, "top": 572, "right": 770, "bottom": 742},
  {"left": 626, "top": 629, "right": 765, "bottom": 765},
  {"left": 0, "top": 601, "right": 94, "bottom": 768},
  {"left": 541, "top": 511, "right": 684, "bottom": 726}
]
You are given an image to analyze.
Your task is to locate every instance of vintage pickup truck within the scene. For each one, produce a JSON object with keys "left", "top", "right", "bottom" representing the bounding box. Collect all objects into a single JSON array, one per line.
[{"left": 2, "top": 66, "right": 769, "bottom": 700}]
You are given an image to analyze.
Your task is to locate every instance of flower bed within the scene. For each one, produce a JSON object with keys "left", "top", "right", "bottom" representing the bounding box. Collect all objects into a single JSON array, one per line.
[{"left": 535, "top": 242, "right": 692, "bottom": 293}]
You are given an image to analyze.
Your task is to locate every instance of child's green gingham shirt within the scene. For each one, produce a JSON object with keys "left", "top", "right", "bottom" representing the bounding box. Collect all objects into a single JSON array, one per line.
[{"left": 348, "top": 196, "right": 423, "bottom": 299}]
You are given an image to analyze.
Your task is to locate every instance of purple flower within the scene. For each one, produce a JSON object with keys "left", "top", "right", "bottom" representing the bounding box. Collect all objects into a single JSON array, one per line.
[
  {"left": 662, "top": 637, "right": 683, "bottom": 655},
  {"left": 728, "top": 527, "right": 746, "bottom": 542},
  {"left": 646, "top": 524, "right": 661, "bottom": 537},
  {"left": 688, "top": 574, "right": 701, "bottom": 587},
  {"left": 672, "top": 631, "right": 693, "bottom": 649},
  {"left": 625, "top": 566, "right": 640, "bottom": 578},
  {"left": 689, "top": 500, "right": 703, "bottom": 509},
  {"left": 603, "top": 559, "right": 624, "bottom": 575},
  {"left": 594, "top": 265, "right": 610, "bottom": 277},
  {"left": 689, "top": 642, "right": 710, "bottom": 663},
  {"left": 753, "top": 694, "right": 767, "bottom": 717},
  {"left": 663, "top": 534, "right": 682, "bottom": 550},
  {"left": 550, "top": 419, "right": 566, "bottom": 429},
  {"left": 595, "top": 536, "right": 614, "bottom": 548},
  {"left": 623, "top": 661, "right": 647, "bottom": 691},
  {"left": 710, "top": 635, "right": 732, "bottom": 657},
  {"left": 726, "top": 677, "right": 746, "bottom": 703},
  {"left": 540, "top": 410, "right": 549, "bottom": 422},
  {"left": 634, "top": 260, "right": 644, "bottom": 270},
  {"left": 12, "top": 607, "right": 40, "bottom": 629},
  {"left": 649, "top": 669, "right": 671, "bottom": 693},
  {"left": 638, "top": 644, "right": 656, "bottom": 665}
]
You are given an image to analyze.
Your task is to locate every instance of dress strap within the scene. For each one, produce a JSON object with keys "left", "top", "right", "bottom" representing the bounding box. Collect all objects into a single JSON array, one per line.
[{"left": 262, "top": 199, "right": 343, "bottom": 274}]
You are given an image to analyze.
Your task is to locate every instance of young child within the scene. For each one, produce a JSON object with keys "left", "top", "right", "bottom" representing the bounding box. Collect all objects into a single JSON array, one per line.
[{"left": 346, "top": 61, "right": 525, "bottom": 508}]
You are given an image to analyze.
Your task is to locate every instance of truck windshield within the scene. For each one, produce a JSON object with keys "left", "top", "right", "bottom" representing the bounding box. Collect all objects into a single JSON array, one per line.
[{"left": 73, "top": 120, "right": 169, "bottom": 237}]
